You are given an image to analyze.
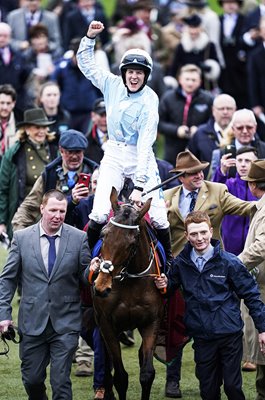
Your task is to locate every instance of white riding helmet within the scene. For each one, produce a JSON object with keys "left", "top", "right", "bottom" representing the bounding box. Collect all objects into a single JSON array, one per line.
[{"left": 119, "top": 48, "right": 153, "bottom": 90}]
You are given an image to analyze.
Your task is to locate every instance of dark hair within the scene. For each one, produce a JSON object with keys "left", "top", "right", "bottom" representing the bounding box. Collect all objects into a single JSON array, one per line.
[
  {"left": 29, "top": 23, "right": 48, "bottom": 40},
  {"left": 69, "top": 37, "right": 82, "bottom": 55},
  {"left": 0, "top": 84, "right": 17, "bottom": 101},
  {"left": 255, "top": 182, "right": 265, "bottom": 191},
  {"left": 236, "top": 146, "right": 257, "bottom": 157},
  {"left": 184, "top": 210, "right": 211, "bottom": 231},
  {"left": 42, "top": 189, "right": 67, "bottom": 206}
]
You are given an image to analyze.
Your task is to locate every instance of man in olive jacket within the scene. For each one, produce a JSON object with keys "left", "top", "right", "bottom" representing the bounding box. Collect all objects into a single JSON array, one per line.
[{"left": 165, "top": 150, "right": 255, "bottom": 256}]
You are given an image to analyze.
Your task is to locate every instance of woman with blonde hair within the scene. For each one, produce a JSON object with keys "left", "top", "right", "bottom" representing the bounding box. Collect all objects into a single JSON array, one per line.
[{"left": 0, "top": 108, "right": 58, "bottom": 239}]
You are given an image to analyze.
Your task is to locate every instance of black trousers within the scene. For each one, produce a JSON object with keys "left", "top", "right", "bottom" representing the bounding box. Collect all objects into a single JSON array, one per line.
[{"left": 192, "top": 332, "right": 245, "bottom": 400}]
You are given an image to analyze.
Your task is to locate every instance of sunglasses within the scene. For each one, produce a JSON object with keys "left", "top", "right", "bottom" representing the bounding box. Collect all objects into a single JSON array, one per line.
[
  {"left": 122, "top": 55, "right": 150, "bottom": 67},
  {"left": 234, "top": 125, "right": 256, "bottom": 132}
]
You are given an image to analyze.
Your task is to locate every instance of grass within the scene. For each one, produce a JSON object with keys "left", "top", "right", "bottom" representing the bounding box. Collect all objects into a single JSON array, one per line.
[{"left": 0, "top": 247, "right": 257, "bottom": 399}]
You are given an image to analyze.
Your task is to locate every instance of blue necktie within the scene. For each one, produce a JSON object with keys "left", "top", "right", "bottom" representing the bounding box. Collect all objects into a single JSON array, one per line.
[
  {"left": 189, "top": 191, "right": 198, "bottom": 212},
  {"left": 67, "top": 171, "right": 76, "bottom": 189},
  {"left": 196, "top": 256, "right": 204, "bottom": 272},
  {"left": 44, "top": 235, "right": 58, "bottom": 276}
]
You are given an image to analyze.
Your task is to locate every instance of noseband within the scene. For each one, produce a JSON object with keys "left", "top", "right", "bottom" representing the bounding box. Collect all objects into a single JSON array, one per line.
[{"left": 99, "top": 213, "right": 156, "bottom": 281}]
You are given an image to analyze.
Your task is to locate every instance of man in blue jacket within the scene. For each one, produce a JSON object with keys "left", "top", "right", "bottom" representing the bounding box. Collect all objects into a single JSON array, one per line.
[{"left": 155, "top": 210, "right": 265, "bottom": 400}]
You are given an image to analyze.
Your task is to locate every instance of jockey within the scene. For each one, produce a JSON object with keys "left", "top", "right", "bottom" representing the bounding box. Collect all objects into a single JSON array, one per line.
[{"left": 77, "top": 20, "right": 173, "bottom": 267}]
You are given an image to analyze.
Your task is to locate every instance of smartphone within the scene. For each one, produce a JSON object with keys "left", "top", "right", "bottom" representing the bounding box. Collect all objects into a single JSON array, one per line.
[
  {"left": 224, "top": 145, "right": 236, "bottom": 159},
  {"left": 78, "top": 173, "right": 91, "bottom": 188}
]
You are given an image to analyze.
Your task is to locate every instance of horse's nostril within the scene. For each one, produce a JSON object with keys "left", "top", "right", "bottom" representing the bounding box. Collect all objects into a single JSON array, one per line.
[{"left": 93, "top": 284, "right": 112, "bottom": 297}]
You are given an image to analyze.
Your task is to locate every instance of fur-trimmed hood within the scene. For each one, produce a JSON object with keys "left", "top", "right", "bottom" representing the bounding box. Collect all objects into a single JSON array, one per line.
[{"left": 181, "top": 30, "right": 210, "bottom": 52}]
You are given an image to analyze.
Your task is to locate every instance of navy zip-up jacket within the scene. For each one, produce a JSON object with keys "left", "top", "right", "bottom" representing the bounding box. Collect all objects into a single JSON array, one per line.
[{"left": 168, "top": 240, "right": 265, "bottom": 340}]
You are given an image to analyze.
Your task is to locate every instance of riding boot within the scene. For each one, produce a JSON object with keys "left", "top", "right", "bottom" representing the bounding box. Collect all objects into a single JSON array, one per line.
[
  {"left": 87, "top": 220, "right": 105, "bottom": 250},
  {"left": 156, "top": 227, "right": 174, "bottom": 271}
]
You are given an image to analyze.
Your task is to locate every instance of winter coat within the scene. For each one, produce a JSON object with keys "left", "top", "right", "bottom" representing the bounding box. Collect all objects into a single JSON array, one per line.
[
  {"left": 158, "top": 86, "right": 213, "bottom": 165},
  {"left": 168, "top": 240, "right": 265, "bottom": 340},
  {"left": 0, "top": 139, "right": 58, "bottom": 238}
]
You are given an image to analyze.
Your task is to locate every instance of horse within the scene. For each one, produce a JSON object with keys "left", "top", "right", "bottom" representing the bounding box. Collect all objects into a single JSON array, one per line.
[{"left": 92, "top": 188, "right": 165, "bottom": 400}]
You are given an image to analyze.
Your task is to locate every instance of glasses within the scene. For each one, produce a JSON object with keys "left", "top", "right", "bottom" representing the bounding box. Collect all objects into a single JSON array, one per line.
[
  {"left": 214, "top": 107, "right": 235, "bottom": 111},
  {"left": 234, "top": 125, "right": 256, "bottom": 132},
  {"left": 122, "top": 55, "right": 150, "bottom": 67}
]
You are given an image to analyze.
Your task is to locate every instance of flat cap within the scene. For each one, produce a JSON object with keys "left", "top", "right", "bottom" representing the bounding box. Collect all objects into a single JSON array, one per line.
[
  {"left": 59, "top": 129, "right": 88, "bottom": 151},
  {"left": 93, "top": 97, "right": 106, "bottom": 115}
]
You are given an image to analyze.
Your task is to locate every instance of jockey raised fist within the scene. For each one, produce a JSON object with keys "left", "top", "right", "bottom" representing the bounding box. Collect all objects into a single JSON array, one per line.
[{"left": 87, "top": 20, "right": 105, "bottom": 39}]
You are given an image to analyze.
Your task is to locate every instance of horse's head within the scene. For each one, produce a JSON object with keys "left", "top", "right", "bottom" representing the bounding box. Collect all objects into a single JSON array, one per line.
[{"left": 94, "top": 187, "right": 152, "bottom": 297}]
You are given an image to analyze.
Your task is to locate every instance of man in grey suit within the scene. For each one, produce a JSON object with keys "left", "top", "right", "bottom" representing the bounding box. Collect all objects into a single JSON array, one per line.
[
  {"left": 0, "top": 189, "right": 94, "bottom": 400},
  {"left": 7, "top": 0, "right": 62, "bottom": 54}
]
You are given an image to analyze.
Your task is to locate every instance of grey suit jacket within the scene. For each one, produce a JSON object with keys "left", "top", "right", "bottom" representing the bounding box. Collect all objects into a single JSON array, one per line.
[
  {"left": 0, "top": 222, "right": 90, "bottom": 335},
  {"left": 7, "top": 8, "right": 62, "bottom": 54}
]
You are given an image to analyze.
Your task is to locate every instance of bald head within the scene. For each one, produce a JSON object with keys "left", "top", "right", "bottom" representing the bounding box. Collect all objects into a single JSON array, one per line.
[
  {"left": 212, "top": 94, "right": 236, "bottom": 130},
  {"left": 231, "top": 108, "right": 257, "bottom": 145},
  {"left": 231, "top": 109, "right": 256, "bottom": 126},
  {"left": 0, "top": 23, "right": 11, "bottom": 48}
]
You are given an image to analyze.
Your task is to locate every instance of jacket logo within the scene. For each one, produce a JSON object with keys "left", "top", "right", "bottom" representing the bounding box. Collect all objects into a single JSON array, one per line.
[{"left": 210, "top": 274, "right": 225, "bottom": 278}]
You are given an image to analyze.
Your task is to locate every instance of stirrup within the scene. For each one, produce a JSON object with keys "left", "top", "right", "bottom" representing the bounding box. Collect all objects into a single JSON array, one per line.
[{"left": 94, "top": 387, "right": 105, "bottom": 400}]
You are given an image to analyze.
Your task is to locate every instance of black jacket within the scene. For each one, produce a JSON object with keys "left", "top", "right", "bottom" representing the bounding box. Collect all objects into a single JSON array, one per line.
[
  {"left": 159, "top": 86, "right": 213, "bottom": 164},
  {"left": 188, "top": 118, "right": 220, "bottom": 177},
  {"left": 168, "top": 240, "right": 265, "bottom": 339}
]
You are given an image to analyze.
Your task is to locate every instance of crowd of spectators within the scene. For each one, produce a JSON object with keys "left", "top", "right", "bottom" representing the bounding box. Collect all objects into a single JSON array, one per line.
[{"left": 1, "top": 0, "right": 265, "bottom": 399}]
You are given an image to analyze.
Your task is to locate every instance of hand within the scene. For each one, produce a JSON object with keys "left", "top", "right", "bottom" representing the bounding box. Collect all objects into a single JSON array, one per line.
[
  {"left": 0, "top": 224, "right": 7, "bottom": 235},
  {"left": 0, "top": 320, "right": 13, "bottom": 334},
  {"left": 90, "top": 257, "right": 101, "bottom": 272},
  {"left": 71, "top": 183, "right": 89, "bottom": 204},
  {"left": 249, "top": 28, "right": 260, "bottom": 41},
  {"left": 177, "top": 126, "right": 190, "bottom": 139},
  {"left": 258, "top": 332, "right": 265, "bottom": 355},
  {"left": 154, "top": 273, "right": 168, "bottom": 289},
  {"left": 129, "top": 189, "right": 143, "bottom": 208},
  {"left": 220, "top": 153, "right": 236, "bottom": 175},
  {"left": 252, "top": 106, "right": 264, "bottom": 118},
  {"left": 189, "top": 126, "right": 198, "bottom": 137},
  {"left": 87, "top": 20, "right": 105, "bottom": 38}
]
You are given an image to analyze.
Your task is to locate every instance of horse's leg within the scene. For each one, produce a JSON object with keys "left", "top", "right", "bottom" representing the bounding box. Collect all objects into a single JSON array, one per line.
[
  {"left": 138, "top": 326, "right": 158, "bottom": 400},
  {"left": 100, "top": 325, "right": 128, "bottom": 400},
  {"left": 103, "top": 344, "right": 116, "bottom": 400}
]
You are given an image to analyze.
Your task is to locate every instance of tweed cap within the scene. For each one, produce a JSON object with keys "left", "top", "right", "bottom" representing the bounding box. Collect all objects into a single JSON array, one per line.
[{"left": 59, "top": 129, "right": 88, "bottom": 151}]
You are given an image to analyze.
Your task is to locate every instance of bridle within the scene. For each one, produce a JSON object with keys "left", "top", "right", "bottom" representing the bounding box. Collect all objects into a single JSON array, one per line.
[{"left": 99, "top": 213, "right": 158, "bottom": 281}]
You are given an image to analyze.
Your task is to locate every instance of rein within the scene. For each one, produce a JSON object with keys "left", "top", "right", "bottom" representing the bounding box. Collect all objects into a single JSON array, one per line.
[
  {"left": 114, "top": 242, "right": 157, "bottom": 281},
  {"left": 0, "top": 326, "right": 22, "bottom": 357}
]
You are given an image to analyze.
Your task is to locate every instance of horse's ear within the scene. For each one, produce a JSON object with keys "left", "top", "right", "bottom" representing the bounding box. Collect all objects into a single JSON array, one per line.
[
  {"left": 110, "top": 187, "right": 120, "bottom": 214},
  {"left": 138, "top": 198, "right": 152, "bottom": 220}
]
